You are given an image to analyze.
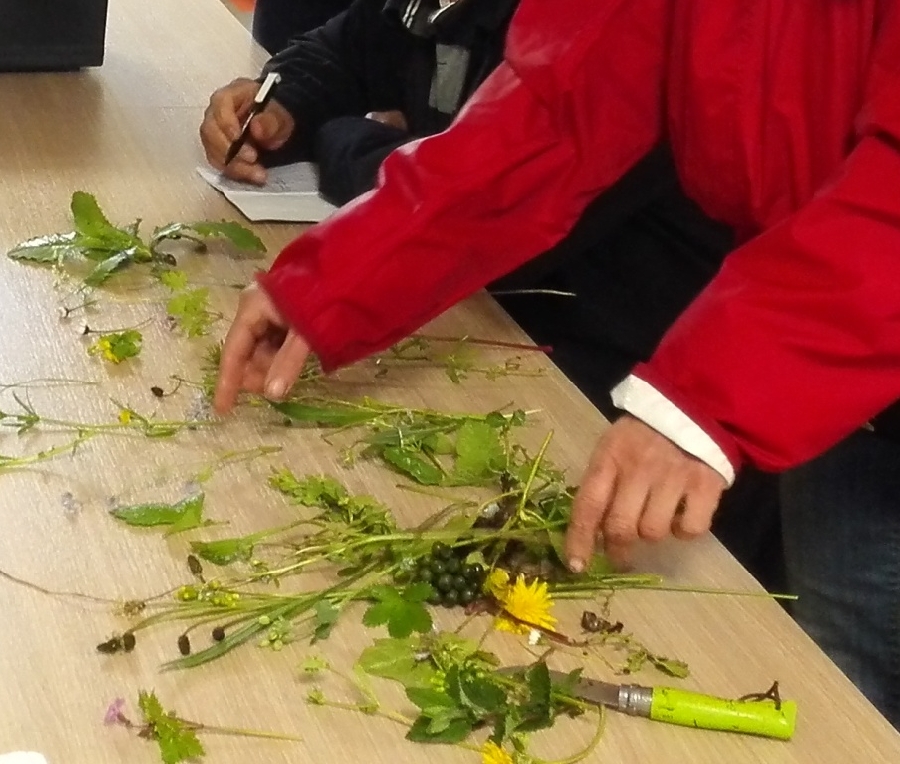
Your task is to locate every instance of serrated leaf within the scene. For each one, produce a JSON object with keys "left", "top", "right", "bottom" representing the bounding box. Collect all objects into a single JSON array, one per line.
[
  {"left": 406, "top": 686, "right": 456, "bottom": 712},
  {"left": 356, "top": 638, "right": 434, "bottom": 688},
  {"left": 363, "top": 584, "right": 433, "bottom": 638},
  {"left": 7, "top": 232, "right": 82, "bottom": 263},
  {"left": 382, "top": 446, "right": 444, "bottom": 486},
  {"left": 268, "top": 471, "right": 348, "bottom": 506},
  {"left": 516, "top": 661, "right": 553, "bottom": 733},
  {"left": 450, "top": 420, "right": 504, "bottom": 484},
  {"left": 446, "top": 668, "right": 506, "bottom": 716},
  {"left": 190, "top": 536, "right": 255, "bottom": 566},
  {"left": 88, "top": 329, "right": 142, "bottom": 363},
  {"left": 184, "top": 220, "right": 266, "bottom": 252},
  {"left": 406, "top": 714, "right": 472, "bottom": 744},
  {"left": 138, "top": 690, "right": 205, "bottom": 764},
  {"left": 71, "top": 191, "right": 116, "bottom": 238}
]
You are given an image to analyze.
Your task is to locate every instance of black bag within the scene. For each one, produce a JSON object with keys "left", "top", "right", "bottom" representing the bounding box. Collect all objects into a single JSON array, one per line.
[{"left": 0, "top": 0, "right": 108, "bottom": 71}]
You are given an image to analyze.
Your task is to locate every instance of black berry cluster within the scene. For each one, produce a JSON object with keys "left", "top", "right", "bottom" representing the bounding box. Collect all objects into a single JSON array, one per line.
[{"left": 412, "top": 542, "right": 485, "bottom": 608}]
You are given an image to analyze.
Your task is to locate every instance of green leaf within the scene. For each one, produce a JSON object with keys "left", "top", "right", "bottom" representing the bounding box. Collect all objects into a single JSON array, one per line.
[
  {"left": 7, "top": 232, "right": 82, "bottom": 263},
  {"left": 648, "top": 654, "right": 690, "bottom": 678},
  {"left": 270, "top": 400, "right": 376, "bottom": 427},
  {"left": 88, "top": 329, "right": 143, "bottom": 363},
  {"left": 446, "top": 668, "right": 506, "bottom": 717},
  {"left": 183, "top": 220, "right": 266, "bottom": 252},
  {"left": 382, "top": 446, "right": 444, "bottom": 486},
  {"left": 406, "top": 714, "right": 472, "bottom": 744},
  {"left": 362, "top": 584, "right": 433, "bottom": 638},
  {"left": 71, "top": 191, "right": 116, "bottom": 239},
  {"left": 405, "top": 686, "right": 456, "bottom": 712},
  {"left": 138, "top": 690, "right": 206, "bottom": 764},
  {"left": 516, "top": 661, "right": 553, "bottom": 733},
  {"left": 158, "top": 269, "right": 189, "bottom": 291},
  {"left": 356, "top": 638, "right": 435, "bottom": 689},
  {"left": 312, "top": 600, "right": 341, "bottom": 643},
  {"left": 268, "top": 471, "right": 348, "bottom": 507},
  {"left": 84, "top": 248, "right": 138, "bottom": 285},
  {"left": 111, "top": 494, "right": 208, "bottom": 533},
  {"left": 190, "top": 536, "right": 255, "bottom": 566},
  {"left": 167, "top": 287, "right": 214, "bottom": 337},
  {"left": 450, "top": 420, "right": 504, "bottom": 484}
]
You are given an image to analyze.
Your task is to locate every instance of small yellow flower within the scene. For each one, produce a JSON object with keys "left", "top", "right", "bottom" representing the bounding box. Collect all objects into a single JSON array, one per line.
[
  {"left": 484, "top": 568, "right": 511, "bottom": 599},
  {"left": 117, "top": 409, "right": 133, "bottom": 424},
  {"left": 481, "top": 741, "right": 513, "bottom": 764},
  {"left": 493, "top": 574, "right": 556, "bottom": 636}
]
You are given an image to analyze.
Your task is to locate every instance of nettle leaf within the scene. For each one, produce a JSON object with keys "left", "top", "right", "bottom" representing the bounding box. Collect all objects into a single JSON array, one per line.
[
  {"left": 406, "top": 714, "right": 472, "bottom": 744},
  {"left": 356, "top": 637, "right": 435, "bottom": 689},
  {"left": 190, "top": 536, "right": 255, "bottom": 566},
  {"left": 362, "top": 583, "right": 433, "bottom": 638},
  {"left": 270, "top": 399, "right": 376, "bottom": 427},
  {"left": 382, "top": 446, "right": 444, "bottom": 486},
  {"left": 445, "top": 667, "right": 506, "bottom": 717},
  {"left": 406, "top": 686, "right": 456, "bottom": 712},
  {"left": 138, "top": 690, "right": 205, "bottom": 764},
  {"left": 450, "top": 419, "right": 504, "bottom": 484},
  {"left": 183, "top": 221, "right": 266, "bottom": 252},
  {"left": 516, "top": 661, "right": 553, "bottom": 733},
  {"left": 111, "top": 494, "right": 209, "bottom": 534}
]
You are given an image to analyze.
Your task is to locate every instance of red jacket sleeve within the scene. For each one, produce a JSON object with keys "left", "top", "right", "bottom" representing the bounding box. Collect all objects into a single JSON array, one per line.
[
  {"left": 635, "top": 134, "right": 900, "bottom": 472},
  {"left": 258, "top": 0, "right": 668, "bottom": 370}
]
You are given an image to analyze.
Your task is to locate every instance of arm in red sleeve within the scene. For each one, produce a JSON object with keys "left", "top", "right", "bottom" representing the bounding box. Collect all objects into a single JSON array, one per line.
[
  {"left": 257, "top": 0, "right": 668, "bottom": 370},
  {"left": 634, "top": 134, "right": 900, "bottom": 472}
]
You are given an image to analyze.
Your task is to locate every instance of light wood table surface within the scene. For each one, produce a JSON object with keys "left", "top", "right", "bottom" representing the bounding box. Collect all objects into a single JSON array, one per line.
[{"left": 1, "top": 1, "right": 898, "bottom": 762}]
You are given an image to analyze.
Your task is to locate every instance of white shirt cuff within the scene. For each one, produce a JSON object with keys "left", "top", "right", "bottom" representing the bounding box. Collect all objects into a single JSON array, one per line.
[{"left": 610, "top": 375, "right": 736, "bottom": 486}]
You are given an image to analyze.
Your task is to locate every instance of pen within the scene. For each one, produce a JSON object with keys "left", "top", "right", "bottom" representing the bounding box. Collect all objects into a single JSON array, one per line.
[{"left": 223, "top": 71, "right": 282, "bottom": 167}]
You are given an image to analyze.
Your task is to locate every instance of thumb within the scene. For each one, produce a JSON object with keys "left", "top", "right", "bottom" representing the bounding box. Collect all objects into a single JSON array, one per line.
[{"left": 264, "top": 330, "right": 311, "bottom": 400}]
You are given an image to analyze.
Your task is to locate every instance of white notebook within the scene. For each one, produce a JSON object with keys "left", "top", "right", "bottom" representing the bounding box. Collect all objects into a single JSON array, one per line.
[{"left": 197, "top": 162, "right": 338, "bottom": 223}]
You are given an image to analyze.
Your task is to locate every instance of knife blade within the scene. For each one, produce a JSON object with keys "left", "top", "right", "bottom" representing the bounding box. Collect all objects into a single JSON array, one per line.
[{"left": 545, "top": 669, "right": 797, "bottom": 740}]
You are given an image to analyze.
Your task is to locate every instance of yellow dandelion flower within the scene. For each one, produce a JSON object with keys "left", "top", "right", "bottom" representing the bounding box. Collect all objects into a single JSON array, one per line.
[
  {"left": 484, "top": 568, "right": 511, "bottom": 599},
  {"left": 493, "top": 575, "right": 556, "bottom": 635},
  {"left": 481, "top": 741, "right": 513, "bottom": 764}
]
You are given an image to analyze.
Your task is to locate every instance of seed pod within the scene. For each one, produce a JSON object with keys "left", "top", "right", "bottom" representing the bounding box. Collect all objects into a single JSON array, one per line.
[
  {"left": 177, "top": 634, "right": 191, "bottom": 656},
  {"left": 96, "top": 637, "right": 122, "bottom": 654},
  {"left": 150, "top": 386, "right": 165, "bottom": 398},
  {"left": 186, "top": 554, "right": 204, "bottom": 579},
  {"left": 211, "top": 626, "right": 226, "bottom": 642},
  {"left": 581, "top": 611, "right": 603, "bottom": 633},
  {"left": 122, "top": 632, "right": 136, "bottom": 652}
]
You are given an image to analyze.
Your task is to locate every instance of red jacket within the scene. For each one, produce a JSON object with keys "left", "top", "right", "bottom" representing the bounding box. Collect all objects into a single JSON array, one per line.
[{"left": 260, "top": 0, "right": 900, "bottom": 474}]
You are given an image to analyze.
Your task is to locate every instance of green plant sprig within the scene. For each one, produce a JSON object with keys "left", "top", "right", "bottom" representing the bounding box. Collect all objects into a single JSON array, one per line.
[{"left": 6, "top": 191, "right": 265, "bottom": 286}]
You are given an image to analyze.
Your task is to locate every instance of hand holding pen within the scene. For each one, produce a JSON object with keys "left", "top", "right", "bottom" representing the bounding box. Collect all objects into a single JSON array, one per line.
[{"left": 200, "top": 71, "right": 296, "bottom": 185}]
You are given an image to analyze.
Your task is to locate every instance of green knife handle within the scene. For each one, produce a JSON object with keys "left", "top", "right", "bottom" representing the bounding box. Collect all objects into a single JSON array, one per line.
[{"left": 649, "top": 687, "right": 797, "bottom": 740}]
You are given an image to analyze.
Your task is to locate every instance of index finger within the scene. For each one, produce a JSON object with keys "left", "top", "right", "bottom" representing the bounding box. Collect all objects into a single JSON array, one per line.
[
  {"left": 213, "top": 312, "right": 261, "bottom": 415},
  {"left": 565, "top": 458, "right": 616, "bottom": 573}
]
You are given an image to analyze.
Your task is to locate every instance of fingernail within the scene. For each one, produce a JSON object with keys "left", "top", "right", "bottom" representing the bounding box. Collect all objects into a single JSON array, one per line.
[
  {"left": 568, "top": 557, "right": 585, "bottom": 574},
  {"left": 266, "top": 380, "right": 285, "bottom": 399}
]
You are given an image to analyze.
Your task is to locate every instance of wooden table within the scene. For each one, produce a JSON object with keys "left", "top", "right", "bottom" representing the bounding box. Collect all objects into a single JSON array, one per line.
[{"left": 0, "top": 1, "right": 898, "bottom": 762}]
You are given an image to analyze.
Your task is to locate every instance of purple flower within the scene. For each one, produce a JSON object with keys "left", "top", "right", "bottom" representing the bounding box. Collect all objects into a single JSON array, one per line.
[{"left": 103, "top": 697, "right": 126, "bottom": 726}]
